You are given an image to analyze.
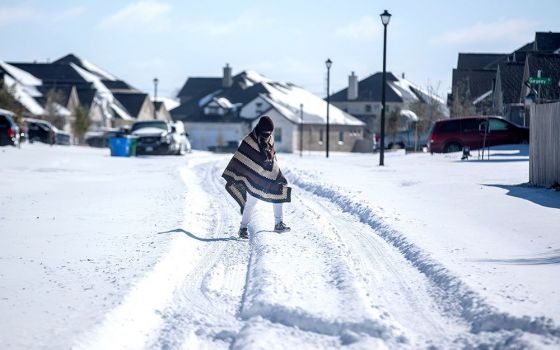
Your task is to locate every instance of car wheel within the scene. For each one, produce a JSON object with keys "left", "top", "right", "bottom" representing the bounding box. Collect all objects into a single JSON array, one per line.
[{"left": 444, "top": 142, "right": 462, "bottom": 153}]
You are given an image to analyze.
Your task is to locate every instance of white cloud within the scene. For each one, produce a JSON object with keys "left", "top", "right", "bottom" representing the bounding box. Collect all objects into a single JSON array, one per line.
[
  {"left": 0, "top": 4, "right": 84, "bottom": 26},
  {"left": 335, "top": 16, "right": 381, "bottom": 40},
  {"left": 97, "top": 1, "right": 171, "bottom": 30},
  {"left": 434, "top": 18, "right": 537, "bottom": 45}
]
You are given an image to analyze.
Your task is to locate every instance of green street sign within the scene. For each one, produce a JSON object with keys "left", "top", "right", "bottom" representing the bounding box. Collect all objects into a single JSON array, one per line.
[{"left": 528, "top": 76, "right": 553, "bottom": 85}]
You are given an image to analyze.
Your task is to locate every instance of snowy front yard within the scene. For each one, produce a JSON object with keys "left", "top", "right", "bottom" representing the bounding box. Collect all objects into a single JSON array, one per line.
[{"left": 0, "top": 144, "right": 559, "bottom": 349}]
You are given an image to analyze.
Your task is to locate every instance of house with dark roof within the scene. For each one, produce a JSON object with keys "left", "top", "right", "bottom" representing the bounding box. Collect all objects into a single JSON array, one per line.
[
  {"left": 533, "top": 32, "right": 560, "bottom": 53},
  {"left": 2, "top": 53, "right": 166, "bottom": 133},
  {"left": 328, "top": 71, "right": 447, "bottom": 149},
  {"left": 448, "top": 53, "right": 509, "bottom": 116},
  {"left": 521, "top": 53, "right": 560, "bottom": 104},
  {"left": 172, "top": 65, "right": 365, "bottom": 152},
  {"left": 492, "top": 62, "right": 525, "bottom": 125},
  {"left": 449, "top": 31, "right": 560, "bottom": 120}
]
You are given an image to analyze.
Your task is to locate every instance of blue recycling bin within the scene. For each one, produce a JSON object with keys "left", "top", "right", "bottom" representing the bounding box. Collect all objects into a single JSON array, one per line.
[{"left": 109, "top": 136, "right": 134, "bottom": 157}]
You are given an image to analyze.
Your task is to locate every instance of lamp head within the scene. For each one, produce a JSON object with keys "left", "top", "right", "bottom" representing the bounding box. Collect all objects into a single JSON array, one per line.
[
  {"left": 380, "top": 10, "right": 392, "bottom": 25},
  {"left": 325, "top": 58, "right": 332, "bottom": 69}
]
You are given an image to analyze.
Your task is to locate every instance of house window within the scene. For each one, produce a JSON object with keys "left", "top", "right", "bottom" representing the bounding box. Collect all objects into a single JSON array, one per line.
[
  {"left": 319, "top": 129, "right": 324, "bottom": 144},
  {"left": 274, "top": 128, "right": 282, "bottom": 143},
  {"left": 338, "top": 131, "right": 344, "bottom": 145},
  {"left": 206, "top": 106, "right": 219, "bottom": 115},
  {"left": 256, "top": 102, "right": 263, "bottom": 114},
  {"left": 365, "top": 104, "right": 372, "bottom": 113}
]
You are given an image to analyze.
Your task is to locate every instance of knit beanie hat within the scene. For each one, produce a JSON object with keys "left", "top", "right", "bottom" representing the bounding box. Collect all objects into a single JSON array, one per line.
[{"left": 255, "top": 116, "right": 274, "bottom": 135}]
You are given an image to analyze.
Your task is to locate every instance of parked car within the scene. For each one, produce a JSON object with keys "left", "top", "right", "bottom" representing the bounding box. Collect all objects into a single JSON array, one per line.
[
  {"left": 427, "top": 116, "right": 529, "bottom": 153},
  {"left": 131, "top": 120, "right": 191, "bottom": 155},
  {"left": 0, "top": 109, "right": 21, "bottom": 147},
  {"left": 85, "top": 129, "right": 120, "bottom": 148},
  {"left": 24, "top": 118, "right": 71, "bottom": 145}
]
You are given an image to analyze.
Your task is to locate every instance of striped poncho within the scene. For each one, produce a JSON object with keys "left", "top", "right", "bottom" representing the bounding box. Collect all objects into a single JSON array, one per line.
[{"left": 222, "top": 131, "right": 291, "bottom": 213}]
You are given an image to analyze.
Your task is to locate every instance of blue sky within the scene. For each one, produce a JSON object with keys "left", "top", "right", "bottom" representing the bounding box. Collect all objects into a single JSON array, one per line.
[{"left": 1, "top": 0, "right": 559, "bottom": 99}]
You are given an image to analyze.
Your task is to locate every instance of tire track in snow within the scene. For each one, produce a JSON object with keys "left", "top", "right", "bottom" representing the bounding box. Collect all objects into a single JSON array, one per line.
[
  {"left": 293, "top": 187, "right": 464, "bottom": 347},
  {"left": 286, "top": 168, "right": 560, "bottom": 345},
  {"left": 74, "top": 156, "right": 249, "bottom": 350},
  {"left": 235, "top": 182, "right": 409, "bottom": 347},
  {"left": 151, "top": 159, "right": 250, "bottom": 349}
]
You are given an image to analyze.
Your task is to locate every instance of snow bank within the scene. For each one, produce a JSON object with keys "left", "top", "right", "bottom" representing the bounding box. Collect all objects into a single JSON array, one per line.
[{"left": 285, "top": 167, "right": 560, "bottom": 339}]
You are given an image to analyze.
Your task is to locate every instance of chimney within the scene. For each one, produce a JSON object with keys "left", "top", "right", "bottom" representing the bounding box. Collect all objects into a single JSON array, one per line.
[
  {"left": 402, "top": 72, "right": 405, "bottom": 79},
  {"left": 347, "top": 71, "right": 358, "bottom": 100},
  {"left": 223, "top": 63, "right": 232, "bottom": 88}
]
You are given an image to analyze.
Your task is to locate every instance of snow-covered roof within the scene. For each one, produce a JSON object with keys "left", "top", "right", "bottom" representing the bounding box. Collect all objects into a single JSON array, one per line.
[
  {"left": 242, "top": 70, "right": 273, "bottom": 87},
  {"left": 79, "top": 57, "right": 117, "bottom": 81},
  {"left": 2, "top": 75, "right": 45, "bottom": 115},
  {"left": 214, "top": 97, "right": 233, "bottom": 109},
  {"left": 263, "top": 82, "right": 364, "bottom": 126},
  {"left": 70, "top": 63, "right": 111, "bottom": 95},
  {"left": 400, "top": 109, "right": 418, "bottom": 122},
  {"left": 0, "top": 61, "right": 42, "bottom": 86},
  {"left": 473, "top": 89, "right": 493, "bottom": 105},
  {"left": 153, "top": 97, "right": 180, "bottom": 111},
  {"left": 109, "top": 101, "right": 133, "bottom": 120}
]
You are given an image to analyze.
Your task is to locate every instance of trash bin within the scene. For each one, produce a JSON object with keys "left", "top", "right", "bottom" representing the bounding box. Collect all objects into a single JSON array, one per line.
[
  {"left": 129, "top": 136, "right": 138, "bottom": 156},
  {"left": 109, "top": 136, "right": 133, "bottom": 157}
]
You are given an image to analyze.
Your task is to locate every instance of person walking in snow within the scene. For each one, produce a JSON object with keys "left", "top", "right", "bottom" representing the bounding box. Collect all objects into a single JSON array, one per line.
[{"left": 222, "top": 116, "right": 291, "bottom": 239}]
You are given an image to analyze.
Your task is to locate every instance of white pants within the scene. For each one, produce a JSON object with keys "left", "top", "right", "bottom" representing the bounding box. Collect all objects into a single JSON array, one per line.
[{"left": 240, "top": 192, "right": 283, "bottom": 229}]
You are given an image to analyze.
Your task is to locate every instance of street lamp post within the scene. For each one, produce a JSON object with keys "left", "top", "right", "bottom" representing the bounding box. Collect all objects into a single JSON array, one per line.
[
  {"left": 325, "top": 58, "right": 332, "bottom": 158},
  {"left": 379, "top": 10, "right": 391, "bottom": 166},
  {"left": 153, "top": 77, "right": 159, "bottom": 120}
]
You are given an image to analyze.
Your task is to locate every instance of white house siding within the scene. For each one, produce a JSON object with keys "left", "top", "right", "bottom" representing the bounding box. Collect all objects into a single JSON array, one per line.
[
  {"left": 262, "top": 109, "right": 297, "bottom": 153},
  {"left": 261, "top": 110, "right": 364, "bottom": 153},
  {"left": 184, "top": 122, "right": 250, "bottom": 150},
  {"left": 240, "top": 97, "right": 271, "bottom": 119}
]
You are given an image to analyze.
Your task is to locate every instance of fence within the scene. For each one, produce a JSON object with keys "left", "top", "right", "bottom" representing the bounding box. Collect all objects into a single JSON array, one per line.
[{"left": 529, "top": 102, "right": 560, "bottom": 187}]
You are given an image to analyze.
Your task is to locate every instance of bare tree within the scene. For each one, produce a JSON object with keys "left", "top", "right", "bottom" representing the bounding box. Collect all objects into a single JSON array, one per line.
[
  {"left": 72, "top": 105, "right": 90, "bottom": 144},
  {"left": 386, "top": 106, "right": 403, "bottom": 147},
  {"left": 44, "top": 89, "right": 66, "bottom": 130},
  {"left": 0, "top": 80, "right": 26, "bottom": 126},
  {"left": 450, "top": 79, "right": 475, "bottom": 117},
  {"left": 409, "top": 82, "right": 446, "bottom": 151}
]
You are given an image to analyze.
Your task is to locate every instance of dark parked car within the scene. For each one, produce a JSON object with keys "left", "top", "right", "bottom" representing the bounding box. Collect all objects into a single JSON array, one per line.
[
  {"left": 427, "top": 116, "right": 529, "bottom": 153},
  {"left": 0, "top": 109, "right": 21, "bottom": 147},
  {"left": 24, "top": 118, "right": 71, "bottom": 145},
  {"left": 85, "top": 129, "right": 120, "bottom": 148},
  {"left": 131, "top": 120, "right": 191, "bottom": 155}
]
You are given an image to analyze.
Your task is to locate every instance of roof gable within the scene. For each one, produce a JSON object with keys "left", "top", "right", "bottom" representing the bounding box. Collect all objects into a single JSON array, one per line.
[
  {"left": 113, "top": 92, "right": 149, "bottom": 118},
  {"left": 497, "top": 63, "right": 524, "bottom": 104},
  {"left": 457, "top": 53, "right": 508, "bottom": 70},
  {"left": 177, "top": 77, "right": 222, "bottom": 100},
  {"left": 534, "top": 32, "right": 560, "bottom": 52}
]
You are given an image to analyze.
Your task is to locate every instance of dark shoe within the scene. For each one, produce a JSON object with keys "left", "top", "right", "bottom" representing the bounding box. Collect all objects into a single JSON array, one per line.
[
  {"left": 274, "top": 222, "right": 291, "bottom": 233},
  {"left": 238, "top": 227, "right": 249, "bottom": 239}
]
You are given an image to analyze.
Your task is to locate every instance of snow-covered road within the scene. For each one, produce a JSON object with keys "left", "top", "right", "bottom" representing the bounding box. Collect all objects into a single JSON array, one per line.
[
  {"left": 79, "top": 156, "right": 560, "bottom": 349},
  {"left": 1, "top": 145, "right": 559, "bottom": 349}
]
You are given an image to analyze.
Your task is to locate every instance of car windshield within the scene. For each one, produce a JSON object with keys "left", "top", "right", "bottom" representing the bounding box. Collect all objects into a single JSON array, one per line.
[{"left": 131, "top": 121, "right": 168, "bottom": 132}]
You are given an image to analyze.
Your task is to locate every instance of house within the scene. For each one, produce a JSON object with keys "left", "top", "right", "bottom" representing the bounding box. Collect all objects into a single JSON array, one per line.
[
  {"left": 521, "top": 53, "right": 560, "bottom": 105},
  {"left": 328, "top": 71, "right": 447, "bottom": 148},
  {"left": 1, "top": 53, "right": 164, "bottom": 135},
  {"left": 172, "top": 65, "right": 365, "bottom": 153},
  {"left": 450, "top": 31, "right": 560, "bottom": 121},
  {"left": 448, "top": 53, "right": 508, "bottom": 116},
  {"left": 492, "top": 62, "right": 525, "bottom": 125}
]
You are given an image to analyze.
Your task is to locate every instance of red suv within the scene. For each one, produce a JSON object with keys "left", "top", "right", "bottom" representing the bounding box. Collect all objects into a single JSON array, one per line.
[{"left": 427, "top": 116, "right": 529, "bottom": 153}]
